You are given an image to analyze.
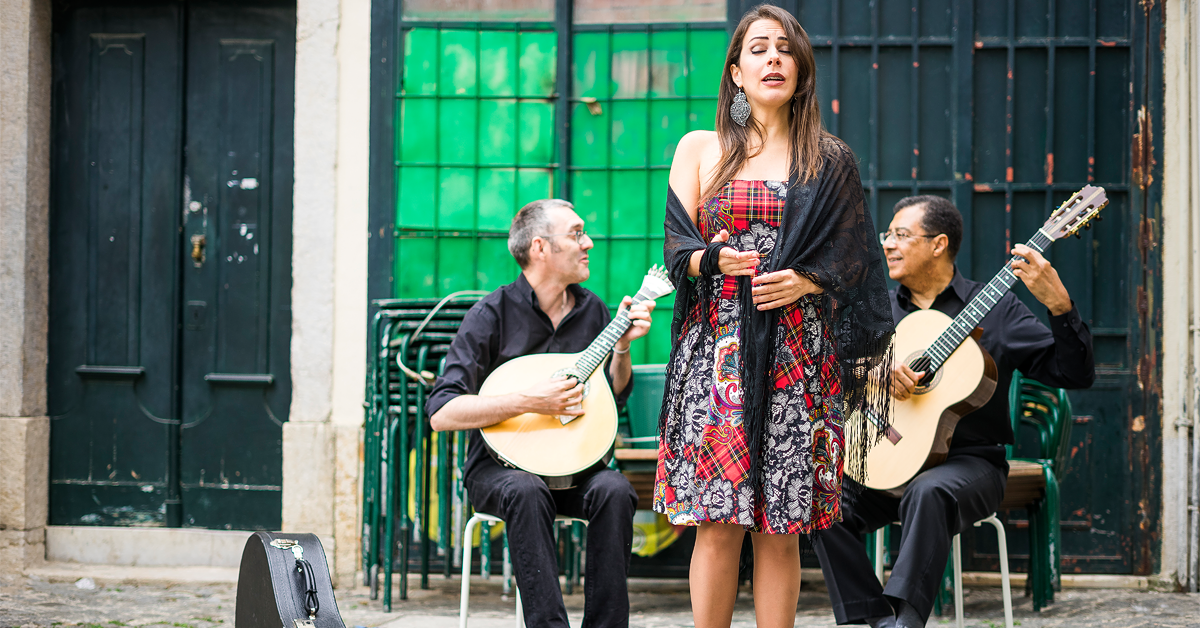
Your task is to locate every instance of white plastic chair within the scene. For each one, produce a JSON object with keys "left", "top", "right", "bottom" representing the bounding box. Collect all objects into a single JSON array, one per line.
[
  {"left": 872, "top": 513, "right": 1013, "bottom": 628},
  {"left": 459, "top": 512, "right": 588, "bottom": 628}
]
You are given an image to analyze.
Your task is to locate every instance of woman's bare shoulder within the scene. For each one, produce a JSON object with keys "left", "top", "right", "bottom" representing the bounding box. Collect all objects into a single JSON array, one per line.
[{"left": 676, "top": 130, "right": 719, "bottom": 158}]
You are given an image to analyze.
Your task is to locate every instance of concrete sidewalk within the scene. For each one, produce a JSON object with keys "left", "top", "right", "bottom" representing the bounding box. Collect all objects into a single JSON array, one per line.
[{"left": 0, "top": 571, "right": 1195, "bottom": 628}]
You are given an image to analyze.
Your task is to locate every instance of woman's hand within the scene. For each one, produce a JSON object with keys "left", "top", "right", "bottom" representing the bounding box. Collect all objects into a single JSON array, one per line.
[
  {"left": 710, "top": 229, "right": 760, "bottom": 276},
  {"left": 751, "top": 269, "right": 822, "bottom": 310}
]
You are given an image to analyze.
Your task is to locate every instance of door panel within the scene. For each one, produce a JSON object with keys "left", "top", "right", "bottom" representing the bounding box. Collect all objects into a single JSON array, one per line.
[
  {"left": 179, "top": 2, "right": 294, "bottom": 529},
  {"left": 49, "top": 5, "right": 184, "bottom": 526},
  {"left": 49, "top": 0, "right": 293, "bottom": 530}
]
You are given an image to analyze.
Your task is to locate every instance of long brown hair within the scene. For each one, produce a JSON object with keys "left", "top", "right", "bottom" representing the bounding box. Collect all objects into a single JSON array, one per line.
[{"left": 701, "top": 5, "right": 827, "bottom": 202}]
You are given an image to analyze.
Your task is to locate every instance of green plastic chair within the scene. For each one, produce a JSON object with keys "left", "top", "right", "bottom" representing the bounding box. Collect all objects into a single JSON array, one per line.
[{"left": 618, "top": 364, "right": 667, "bottom": 451}]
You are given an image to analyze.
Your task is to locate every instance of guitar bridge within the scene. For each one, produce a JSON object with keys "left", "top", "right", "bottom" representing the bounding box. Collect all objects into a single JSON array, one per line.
[{"left": 864, "top": 408, "right": 903, "bottom": 444}]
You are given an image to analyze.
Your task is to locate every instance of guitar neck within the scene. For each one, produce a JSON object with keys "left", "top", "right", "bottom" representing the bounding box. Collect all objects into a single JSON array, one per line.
[
  {"left": 571, "top": 286, "right": 657, "bottom": 379},
  {"left": 924, "top": 228, "right": 1055, "bottom": 372}
]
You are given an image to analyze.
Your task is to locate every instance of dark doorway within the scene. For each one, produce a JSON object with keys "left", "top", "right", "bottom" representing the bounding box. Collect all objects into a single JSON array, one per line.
[{"left": 48, "top": 0, "right": 295, "bottom": 530}]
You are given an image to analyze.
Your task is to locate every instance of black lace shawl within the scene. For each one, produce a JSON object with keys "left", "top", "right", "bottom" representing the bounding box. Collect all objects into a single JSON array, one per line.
[{"left": 660, "top": 137, "right": 895, "bottom": 494}]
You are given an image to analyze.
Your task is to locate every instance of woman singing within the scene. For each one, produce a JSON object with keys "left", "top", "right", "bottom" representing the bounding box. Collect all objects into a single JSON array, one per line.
[{"left": 654, "top": 5, "right": 895, "bottom": 628}]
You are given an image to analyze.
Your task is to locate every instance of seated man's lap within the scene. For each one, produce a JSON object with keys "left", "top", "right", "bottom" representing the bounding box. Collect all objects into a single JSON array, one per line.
[
  {"left": 464, "top": 458, "right": 637, "bottom": 524},
  {"left": 898, "top": 451, "right": 1007, "bottom": 534}
]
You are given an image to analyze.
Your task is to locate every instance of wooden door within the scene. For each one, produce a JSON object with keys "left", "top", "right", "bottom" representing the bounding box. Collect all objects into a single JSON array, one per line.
[{"left": 48, "top": 0, "right": 295, "bottom": 530}]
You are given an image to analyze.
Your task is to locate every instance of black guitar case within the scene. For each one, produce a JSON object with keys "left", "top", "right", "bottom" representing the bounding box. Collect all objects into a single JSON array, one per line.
[{"left": 235, "top": 531, "right": 345, "bottom": 628}]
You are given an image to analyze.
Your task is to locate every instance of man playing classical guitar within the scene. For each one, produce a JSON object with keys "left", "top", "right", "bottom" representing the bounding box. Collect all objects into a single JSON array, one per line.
[
  {"left": 812, "top": 196, "right": 1095, "bottom": 628},
  {"left": 427, "top": 199, "right": 655, "bottom": 628}
]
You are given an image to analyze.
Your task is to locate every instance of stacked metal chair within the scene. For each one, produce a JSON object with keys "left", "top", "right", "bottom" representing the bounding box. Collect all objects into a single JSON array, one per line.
[
  {"left": 361, "top": 291, "right": 590, "bottom": 611},
  {"left": 1006, "top": 371, "right": 1074, "bottom": 610},
  {"left": 361, "top": 293, "right": 486, "bottom": 611}
]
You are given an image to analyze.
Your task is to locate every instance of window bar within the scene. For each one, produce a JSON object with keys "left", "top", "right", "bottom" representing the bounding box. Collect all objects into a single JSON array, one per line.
[
  {"left": 868, "top": 0, "right": 880, "bottom": 217},
  {"left": 556, "top": 0, "right": 572, "bottom": 199},
  {"left": 644, "top": 24, "right": 654, "bottom": 366},
  {"left": 1045, "top": 0, "right": 1058, "bottom": 250},
  {"left": 434, "top": 28, "right": 444, "bottom": 293},
  {"left": 953, "top": 0, "right": 976, "bottom": 273},
  {"left": 473, "top": 28, "right": 483, "bottom": 292},
  {"left": 1086, "top": 0, "right": 1097, "bottom": 185},
  {"left": 910, "top": 0, "right": 920, "bottom": 197},
  {"left": 513, "top": 31, "right": 522, "bottom": 263},
  {"left": 1004, "top": 0, "right": 1016, "bottom": 254},
  {"left": 606, "top": 24, "right": 615, "bottom": 302},
  {"left": 829, "top": 0, "right": 840, "bottom": 139}
]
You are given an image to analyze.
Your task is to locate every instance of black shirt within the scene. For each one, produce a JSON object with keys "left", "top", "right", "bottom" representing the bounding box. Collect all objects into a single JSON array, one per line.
[
  {"left": 891, "top": 268, "right": 1095, "bottom": 448},
  {"left": 426, "top": 273, "right": 630, "bottom": 478}
]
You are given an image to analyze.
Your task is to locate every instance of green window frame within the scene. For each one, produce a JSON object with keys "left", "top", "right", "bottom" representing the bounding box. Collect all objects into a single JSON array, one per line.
[{"left": 391, "top": 10, "right": 727, "bottom": 364}]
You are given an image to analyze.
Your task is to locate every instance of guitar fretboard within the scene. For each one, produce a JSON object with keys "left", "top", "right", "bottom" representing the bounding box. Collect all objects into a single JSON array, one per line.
[
  {"left": 571, "top": 286, "right": 658, "bottom": 379},
  {"left": 923, "top": 228, "right": 1054, "bottom": 372}
]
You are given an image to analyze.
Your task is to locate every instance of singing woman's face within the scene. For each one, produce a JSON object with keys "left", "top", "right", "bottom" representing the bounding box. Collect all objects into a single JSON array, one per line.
[{"left": 731, "top": 19, "right": 798, "bottom": 110}]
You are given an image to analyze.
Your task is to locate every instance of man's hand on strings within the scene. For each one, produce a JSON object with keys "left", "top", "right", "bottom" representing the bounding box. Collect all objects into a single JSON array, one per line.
[
  {"left": 890, "top": 363, "right": 925, "bottom": 401},
  {"left": 616, "top": 295, "right": 656, "bottom": 348},
  {"left": 516, "top": 376, "right": 585, "bottom": 416}
]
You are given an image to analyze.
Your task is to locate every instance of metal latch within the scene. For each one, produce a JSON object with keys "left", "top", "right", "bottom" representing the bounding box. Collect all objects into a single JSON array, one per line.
[
  {"left": 293, "top": 620, "right": 315, "bottom": 628},
  {"left": 190, "top": 234, "right": 206, "bottom": 267}
]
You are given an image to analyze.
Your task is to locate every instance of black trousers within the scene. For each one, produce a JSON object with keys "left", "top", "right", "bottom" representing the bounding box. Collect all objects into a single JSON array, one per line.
[
  {"left": 464, "top": 457, "right": 638, "bottom": 628},
  {"left": 812, "top": 447, "right": 1008, "bottom": 624}
]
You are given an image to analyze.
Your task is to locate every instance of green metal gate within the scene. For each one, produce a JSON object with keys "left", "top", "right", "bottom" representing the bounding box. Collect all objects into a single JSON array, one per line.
[{"left": 369, "top": 0, "right": 1162, "bottom": 574}]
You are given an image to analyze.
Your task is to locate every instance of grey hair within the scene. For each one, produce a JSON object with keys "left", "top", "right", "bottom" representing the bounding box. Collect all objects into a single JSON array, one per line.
[{"left": 508, "top": 198, "right": 574, "bottom": 268}]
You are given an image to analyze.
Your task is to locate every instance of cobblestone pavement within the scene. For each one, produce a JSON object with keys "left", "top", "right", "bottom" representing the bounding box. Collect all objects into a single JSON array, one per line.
[{"left": 0, "top": 573, "right": 1195, "bottom": 628}]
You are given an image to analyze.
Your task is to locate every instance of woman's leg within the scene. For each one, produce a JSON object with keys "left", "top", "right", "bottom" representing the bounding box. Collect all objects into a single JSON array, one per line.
[
  {"left": 750, "top": 532, "right": 801, "bottom": 628},
  {"left": 690, "top": 521, "right": 746, "bottom": 628}
]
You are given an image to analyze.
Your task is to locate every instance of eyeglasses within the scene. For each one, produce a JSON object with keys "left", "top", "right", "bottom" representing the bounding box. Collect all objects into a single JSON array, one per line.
[
  {"left": 541, "top": 230, "right": 590, "bottom": 244},
  {"left": 879, "top": 230, "right": 938, "bottom": 246}
]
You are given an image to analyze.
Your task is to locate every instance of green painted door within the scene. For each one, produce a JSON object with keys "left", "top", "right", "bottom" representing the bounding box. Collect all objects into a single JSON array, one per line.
[
  {"left": 48, "top": 0, "right": 295, "bottom": 530},
  {"left": 727, "top": 0, "right": 1158, "bottom": 574}
]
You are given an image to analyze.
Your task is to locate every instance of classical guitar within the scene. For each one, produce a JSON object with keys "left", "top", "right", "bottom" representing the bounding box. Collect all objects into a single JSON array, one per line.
[
  {"left": 848, "top": 185, "right": 1108, "bottom": 490},
  {"left": 478, "top": 266, "right": 675, "bottom": 485}
]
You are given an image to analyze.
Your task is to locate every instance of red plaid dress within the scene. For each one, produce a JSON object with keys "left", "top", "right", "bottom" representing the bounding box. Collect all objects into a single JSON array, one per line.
[{"left": 653, "top": 180, "right": 846, "bottom": 534}]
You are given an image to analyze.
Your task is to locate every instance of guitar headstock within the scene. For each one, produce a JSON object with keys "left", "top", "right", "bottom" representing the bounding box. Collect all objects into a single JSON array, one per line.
[
  {"left": 636, "top": 265, "right": 676, "bottom": 301},
  {"left": 1043, "top": 185, "right": 1109, "bottom": 240}
]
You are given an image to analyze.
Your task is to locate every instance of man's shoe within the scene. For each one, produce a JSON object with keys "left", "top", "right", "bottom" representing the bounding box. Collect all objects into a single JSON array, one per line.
[
  {"left": 894, "top": 601, "right": 925, "bottom": 628},
  {"left": 867, "top": 615, "right": 897, "bottom": 628}
]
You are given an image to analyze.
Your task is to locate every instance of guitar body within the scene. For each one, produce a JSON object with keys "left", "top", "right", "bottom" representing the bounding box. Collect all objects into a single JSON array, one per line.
[
  {"left": 478, "top": 352, "right": 618, "bottom": 478},
  {"left": 852, "top": 308, "right": 999, "bottom": 490}
]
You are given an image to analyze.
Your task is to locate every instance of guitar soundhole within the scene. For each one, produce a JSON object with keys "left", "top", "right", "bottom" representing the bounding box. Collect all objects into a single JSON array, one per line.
[{"left": 905, "top": 353, "right": 942, "bottom": 393}]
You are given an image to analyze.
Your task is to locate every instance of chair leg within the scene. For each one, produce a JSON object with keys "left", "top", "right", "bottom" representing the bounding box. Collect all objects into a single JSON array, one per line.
[
  {"left": 503, "top": 533, "right": 513, "bottom": 595},
  {"left": 874, "top": 529, "right": 886, "bottom": 584},
  {"left": 952, "top": 533, "right": 964, "bottom": 628},
  {"left": 460, "top": 515, "right": 483, "bottom": 628},
  {"left": 977, "top": 515, "right": 1014, "bottom": 628}
]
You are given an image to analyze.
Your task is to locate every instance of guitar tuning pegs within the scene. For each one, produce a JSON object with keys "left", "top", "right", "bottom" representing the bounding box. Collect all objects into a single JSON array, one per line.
[
  {"left": 1084, "top": 222, "right": 1091, "bottom": 230},
  {"left": 1075, "top": 232, "right": 1083, "bottom": 239}
]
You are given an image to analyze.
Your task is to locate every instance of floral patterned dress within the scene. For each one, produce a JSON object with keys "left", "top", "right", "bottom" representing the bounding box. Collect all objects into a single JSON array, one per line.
[{"left": 653, "top": 179, "right": 846, "bottom": 534}]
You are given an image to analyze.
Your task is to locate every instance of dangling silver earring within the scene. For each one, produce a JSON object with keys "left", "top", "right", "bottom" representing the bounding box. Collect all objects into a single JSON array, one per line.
[{"left": 730, "top": 88, "right": 750, "bottom": 127}]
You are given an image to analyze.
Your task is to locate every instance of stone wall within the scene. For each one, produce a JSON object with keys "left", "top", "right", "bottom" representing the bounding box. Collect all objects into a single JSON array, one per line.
[{"left": 0, "top": 0, "right": 52, "bottom": 574}]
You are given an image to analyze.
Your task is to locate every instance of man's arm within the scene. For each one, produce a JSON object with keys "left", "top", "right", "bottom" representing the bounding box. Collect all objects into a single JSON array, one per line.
[
  {"left": 1002, "top": 246, "right": 1095, "bottom": 389},
  {"left": 430, "top": 378, "right": 585, "bottom": 431},
  {"left": 426, "top": 304, "right": 582, "bottom": 432}
]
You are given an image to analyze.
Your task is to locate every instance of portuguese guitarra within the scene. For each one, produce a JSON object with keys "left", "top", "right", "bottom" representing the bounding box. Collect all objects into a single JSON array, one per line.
[{"left": 478, "top": 266, "right": 675, "bottom": 484}]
